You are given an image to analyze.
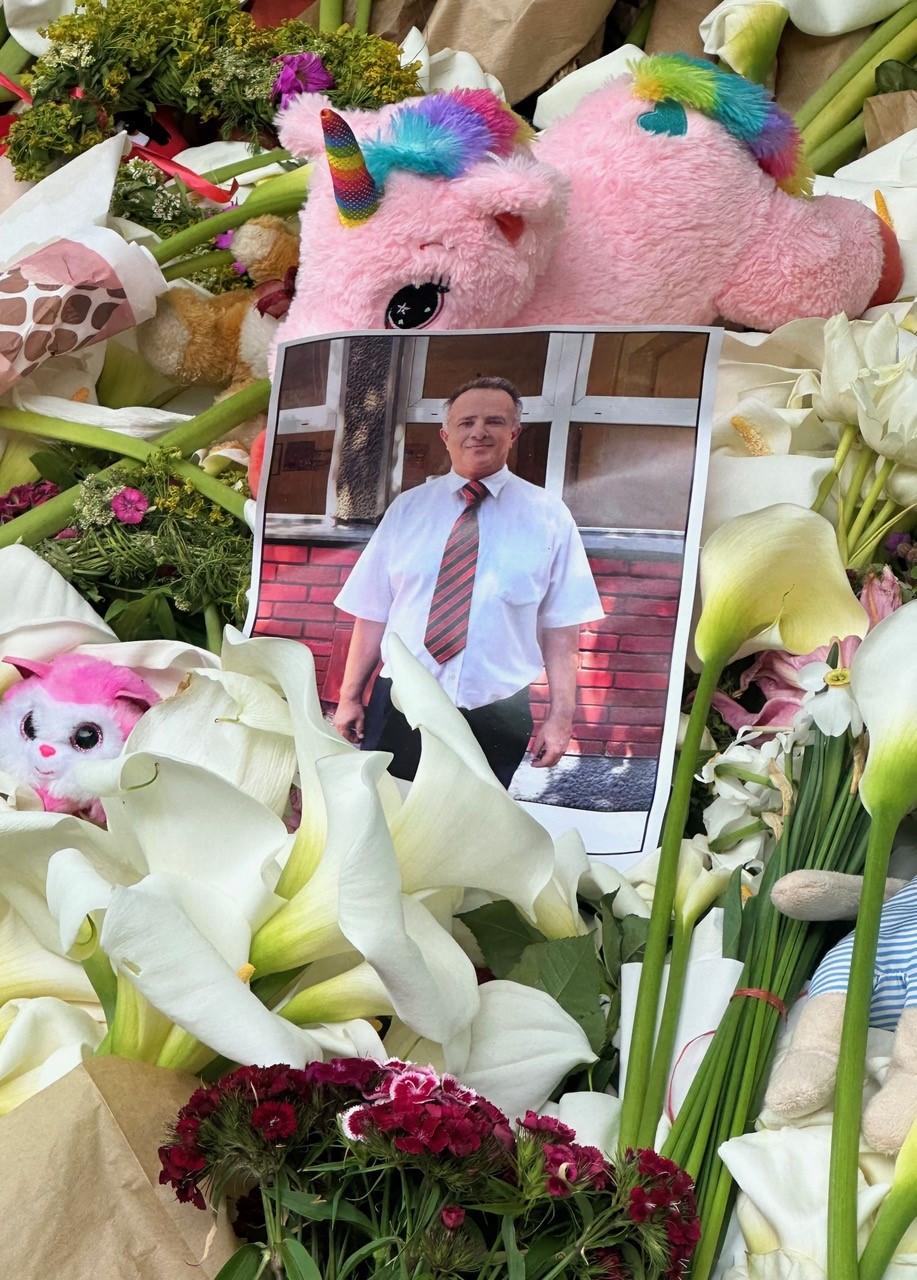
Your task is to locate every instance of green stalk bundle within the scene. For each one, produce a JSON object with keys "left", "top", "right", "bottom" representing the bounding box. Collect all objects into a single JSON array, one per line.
[{"left": 659, "top": 732, "right": 870, "bottom": 1280}]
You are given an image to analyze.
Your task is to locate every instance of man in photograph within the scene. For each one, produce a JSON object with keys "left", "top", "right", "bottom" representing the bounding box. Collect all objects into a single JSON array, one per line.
[{"left": 332, "top": 375, "right": 603, "bottom": 787}]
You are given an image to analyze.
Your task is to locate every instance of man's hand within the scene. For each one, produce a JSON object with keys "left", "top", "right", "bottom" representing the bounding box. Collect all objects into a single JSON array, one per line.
[
  {"left": 334, "top": 696, "right": 366, "bottom": 744},
  {"left": 531, "top": 714, "right": 572, "bottom": 768}
]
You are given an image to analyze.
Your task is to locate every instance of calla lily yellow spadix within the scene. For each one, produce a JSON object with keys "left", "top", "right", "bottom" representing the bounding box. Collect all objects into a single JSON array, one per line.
[
  {"left": 828, "top": 601, "right": 917, "bottom": 1280},
  {"left": 619, "top": 505, "right": 867, "bottom": 1150}
]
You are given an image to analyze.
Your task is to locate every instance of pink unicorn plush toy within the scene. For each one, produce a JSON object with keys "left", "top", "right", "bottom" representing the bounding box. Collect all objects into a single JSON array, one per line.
[
  {"left": 0, "top": 653, "right": 160, "bottom": 824},
  {"left": 274, "top": 54, "right": 901, "bottom": 345}
]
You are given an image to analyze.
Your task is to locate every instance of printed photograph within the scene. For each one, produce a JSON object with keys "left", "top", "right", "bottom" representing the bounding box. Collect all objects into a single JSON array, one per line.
[{"left": 247, "top": 327, "right": 716, "bottom": 857}]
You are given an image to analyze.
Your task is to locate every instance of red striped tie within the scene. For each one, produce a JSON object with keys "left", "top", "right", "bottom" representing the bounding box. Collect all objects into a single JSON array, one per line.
[{"left": 424, "top": 479, "right": 488, "bottom": 664}]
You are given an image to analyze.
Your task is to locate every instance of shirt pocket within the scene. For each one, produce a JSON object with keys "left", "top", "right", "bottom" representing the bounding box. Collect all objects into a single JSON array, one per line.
[{"left": 493, "top": 543, "right": 552, "bottom": 608}]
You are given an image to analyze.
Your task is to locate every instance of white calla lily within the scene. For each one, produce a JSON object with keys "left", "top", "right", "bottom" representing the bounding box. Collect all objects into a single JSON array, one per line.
[
  {"left": 580, "top": 857, "right": 651, "bottom": 918},
  {"left": 699, "top": 0, "right": 788, "bottom": 80},
  {"left": 442, "top": 979, "right": 597, "bottom": 1121},
  {"left": 124, "top": 671, "right": 297, "bottom": 814},
  {"left": 0, "top": 898, "right": 94, "bottom": 1003},
  {"left": 532, "top": 829, "right": 591, "bottom": 938},
  {"left": 674, "top": 843, "right": 732, "bottom": 928},
  {"left": 695, "top": 505, "right": 868, "bottom": 666},
  {"left": 850, "top": 601, "right": 917, "bottom": 818},
  {"left": 384, "top": 634, "right": 554, "bottom": 916},
  {"left": 0, "top": 997, "right": 104, "bottom": 1117},
  {"left": 703, "top": 455, "right": 835, "bottom": 539}
]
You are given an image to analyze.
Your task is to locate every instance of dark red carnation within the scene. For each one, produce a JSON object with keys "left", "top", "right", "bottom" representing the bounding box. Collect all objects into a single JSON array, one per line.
[
  {"left": 519, "top": 1110, "right": 577, "bottom": 1143},
  {"left": 440, "top": 1204, "right": 465, "bottom": 1231},
  {"left": 250, "top": 1100, "right": 298, "bottom": 1142}
]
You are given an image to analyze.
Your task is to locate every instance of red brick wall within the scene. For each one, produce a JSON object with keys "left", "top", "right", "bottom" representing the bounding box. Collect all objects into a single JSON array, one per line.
[{"left": 253, "top": 543, "right": 681, "bottom": 758}]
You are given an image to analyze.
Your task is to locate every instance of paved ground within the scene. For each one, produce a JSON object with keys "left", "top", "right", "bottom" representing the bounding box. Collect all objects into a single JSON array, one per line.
[{"left": 510, "top": 754, "right": 658, "bottom": 812}]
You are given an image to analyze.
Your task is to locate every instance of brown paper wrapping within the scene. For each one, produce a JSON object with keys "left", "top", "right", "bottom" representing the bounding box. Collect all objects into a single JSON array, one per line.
[
  {"left": 775, "top": 24, "right": 872, "bottom": 115},
  {"left": 645, "top": 0, "right": 711, "bottom": 58},
  {"left": 865, "top": 90, "right": 917, "bottom": 151},
  {"left": 422, "top": 0, "right": 616, "bottom": 105},
  {"left": 0, "top": 1057, "right": 238, "bottom": 1280}
]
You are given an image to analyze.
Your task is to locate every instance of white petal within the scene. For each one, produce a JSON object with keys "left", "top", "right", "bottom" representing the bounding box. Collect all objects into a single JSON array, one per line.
[
  {"left": 443, "top": 979, "right": 597, "bottom": 1121},
  {"left": 532, "top": 829, "right": 591, "bottom": 938},
  {"left": 0, "top": 547, "right": 114, "bottom": 691},
  {"left": 75, "top": 638, "right": 219, "bottom": 698},
  {"left": 104, "top": 752, "right": 287, "bottom": 930},
  {"left": 579, "top": 858, "right": 651, "bottom": 918},
  {"left": 385, "top": 636, "right": 554, "bottom": 916},
  {"left": 0, "top": 900, "right": 94, "bottom": 1003},
  {"left": 703, "top": 457, "right": 835, "bottom": 540},
  {"left": 807, "top": 687, "right": 858, "bottom": 738},
  {"left": 100, "top": 879, "right": 322, "bottom": 1067},
  {"left": 797, "top": 663, "right": 831, "bottom": 694},
  {"left": 307, "top": 1019, "right": 386, "bottom": 1062},
  {"left": 125, "top": 673, "right": 297, "bottom": 814},
  {"left": 46, "top": 847, "right": 116, "bottom": 952},
  {"left": 850, "top": 601, "right": 917, "bottom": 815},
  {"left": 0, "top": 997, "right": 103, "bottom": 1116},
  {"left": 547, "top": 1090, "right": 622, "bottom": 1156}
]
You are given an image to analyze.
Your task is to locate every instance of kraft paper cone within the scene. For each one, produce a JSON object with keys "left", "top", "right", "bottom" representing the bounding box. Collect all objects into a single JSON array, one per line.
[
  {"left": 422, "top": 0, "right": 616, "bottom": 105},
  {"left": 865, "top": 91, "right": 917, "bottom": 152},
  {"left": 0, "top": 1057, "right": 238, "bottom": 1280}
]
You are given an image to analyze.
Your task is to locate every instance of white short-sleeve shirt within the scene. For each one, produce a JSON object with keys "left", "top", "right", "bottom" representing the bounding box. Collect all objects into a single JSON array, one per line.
[{"left": 334, "top": 466, "right": 603, "bottom": 710}]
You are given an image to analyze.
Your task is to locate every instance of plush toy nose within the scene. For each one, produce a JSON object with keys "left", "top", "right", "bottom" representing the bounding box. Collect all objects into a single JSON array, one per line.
[{"left": 38, "top": 743, "right": 56, "bottom": 758}]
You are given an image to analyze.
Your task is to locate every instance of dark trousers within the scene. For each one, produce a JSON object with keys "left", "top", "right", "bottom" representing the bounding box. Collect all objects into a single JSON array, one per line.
[{"left": 361, "top": 677, "right": 533, "bottom": 789}]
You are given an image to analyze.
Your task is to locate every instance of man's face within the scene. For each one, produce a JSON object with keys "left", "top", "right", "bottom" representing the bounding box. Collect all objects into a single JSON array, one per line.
[{"left": 440, "top": 388, "right": 521, "bottom": 479}]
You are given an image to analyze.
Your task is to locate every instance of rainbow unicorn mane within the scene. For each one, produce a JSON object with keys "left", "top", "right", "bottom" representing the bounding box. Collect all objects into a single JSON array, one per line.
[
  {"left": 362, "top": 90, "right": 534, "bottom": 188},
  {"left": 630, "top": 54, "right": 812, "bottom": 196}
]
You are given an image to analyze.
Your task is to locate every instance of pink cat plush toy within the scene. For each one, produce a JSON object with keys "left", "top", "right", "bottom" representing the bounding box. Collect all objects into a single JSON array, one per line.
[
  {"left": 0, "top": 653, "right": 160, "bottom": 824},
  {"left": 274, "top": 54, "right": 901, "bottom": 346}
]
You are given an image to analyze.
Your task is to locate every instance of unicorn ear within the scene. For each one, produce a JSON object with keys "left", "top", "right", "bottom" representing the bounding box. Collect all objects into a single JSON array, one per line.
[
  {"left": 460, "top": 158, "right": 568, "bottom": 244},
  {"left": 2, "top": 656, "right": 51, "bottom": 680}
]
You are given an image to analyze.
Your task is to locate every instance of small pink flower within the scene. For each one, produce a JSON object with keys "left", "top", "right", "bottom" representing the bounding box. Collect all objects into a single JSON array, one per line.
[
  {"left": 110, "top": 487, "right": 150, "bottom": 525},
  {"left": 440, "top": 1205, "right": 465, "bottom": 1231},
  {"left": 272, "top": 52, "right": 336, "bottom": 109},
  {"left": 54, "top": 527, "right": 80, "bottom": 541}
]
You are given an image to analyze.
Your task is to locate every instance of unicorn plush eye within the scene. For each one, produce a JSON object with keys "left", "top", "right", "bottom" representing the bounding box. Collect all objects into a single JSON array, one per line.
[
  {"left": 70, "top": 722, "right": 103, "bottom": 752},
  {"left": 385, "top": 280, "right": 449, "bottom": 330},
  {"left": 21, "top": 712, "right": 36, "bottom": 740}
]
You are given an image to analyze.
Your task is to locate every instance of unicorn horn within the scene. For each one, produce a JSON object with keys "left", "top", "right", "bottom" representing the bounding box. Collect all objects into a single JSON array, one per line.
[{"left": 321, "top": 108, "right": 381, "bottom": 227}]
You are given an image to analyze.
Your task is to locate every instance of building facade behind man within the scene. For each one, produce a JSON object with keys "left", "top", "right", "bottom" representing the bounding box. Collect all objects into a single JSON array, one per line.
[{"left": 333, "top": 376, "right": 603, "bottom": 787}]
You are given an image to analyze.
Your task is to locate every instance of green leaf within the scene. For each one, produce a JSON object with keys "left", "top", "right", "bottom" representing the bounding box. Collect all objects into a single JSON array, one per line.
[
  {"left": 523, "top": 1235, "right": 566, "bottom": 1277},
  {"left": 459, "top": 900, "right": 545, "bottom": 977},
  {"left": 214, "top": 1244, "right": 264, "bottom": 1280},
  {"left": 280, "top": 1189, "right": 374, "bottom": 1235},
  {"left": 501, "top": 1216, "right": 526, "bottom": 1280},
  {"left": 620, "top": 914, "right": 649, "bottom": 965},
  {"left": 721, "top": 868, "right": 744, "bottom": 961},
  {"left": 335, "top": 1236, "right": 401, "bottom": 1280},
  {"left": 508, "top": 935, "right": 607, "bottom": 1053},
  {"left": 280, "top": 1238, "right": 323, "bottom": 1280},
  {"left": 875, "top": 59, "right": 917, "bottom": 93},
  {"left": 29, "top": 450, "right": 78, "bottom": 488}
]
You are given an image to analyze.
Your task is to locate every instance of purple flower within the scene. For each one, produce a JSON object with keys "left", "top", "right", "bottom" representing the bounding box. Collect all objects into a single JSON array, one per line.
[
  {"left": 272, "top": 52, "right": 335, "bottom": 109},
  {"left": 214, "top": 230, "right": 236, "bottom": 250},
  {"left": 110, "top": 487, "right": 150, "bottom": 525},
  {"left": 0, "top": 480, "right": 60, "bottom": 524}
]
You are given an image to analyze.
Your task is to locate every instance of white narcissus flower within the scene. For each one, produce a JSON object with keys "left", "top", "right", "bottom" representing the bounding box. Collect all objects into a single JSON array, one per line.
[{"left": 796, "top": 661, "right": 864, "bottom": 738}]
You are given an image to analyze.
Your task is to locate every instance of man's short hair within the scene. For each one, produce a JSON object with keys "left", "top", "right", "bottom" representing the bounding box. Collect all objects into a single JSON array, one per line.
[{"left": 443, "top": 376, "right": 523, "bottom": 422}]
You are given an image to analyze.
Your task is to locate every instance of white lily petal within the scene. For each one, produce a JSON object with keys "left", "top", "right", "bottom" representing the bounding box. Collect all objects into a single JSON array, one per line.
[
  {"left": 100, "top": 879, "right": 322, "bottom": 1067},
  {"left": 696, "top": 505, "right": 868, "bottom": 665},
  {"left": 532, "top": 829, "right": 591, "bottom": 938},
  {"left": 124, "top": 673, "right": 297, "bottom": 814},
  {"left": 0, "top": 547, "right": 114, "bottom": 691},
  {"left": 74, "top": 638, "right": 219, "bottom": 698},
  {"left": 803, "top": 686, "right": 863, "bottom": 738},
  {"left": 547, "top": 1090, "right": 622, "bottom": 1155},
  {"left": 385, "top": 635, "right": 554, "bottom": 915},
  {"left": 443, "top": 979, "right": 597, "bottom": 1121},
  {"left": 104, "top": 753, "right": 286, "bottom": 929},
  {"left": 0, "top": 809, "right": 127, "bottom": 950},
  {"left": 307, "top": 1019, "right": 387, "bottom": 1062},
  {"left": 0, "top": 997, "right": 103, "bottom": 1116},
  {"left": 797, "top": 663, "right": 831, "bottom": 694},
  {"left": 46, "top": 846, "right": 116, "bottom": 953},
  {"left": 851, "top": 601, "right": 917, "bottom": 816},
  {"left": 580, "top": 858, "right": 651, "bottom": 918},
  {"left": 703, "top": 456, "right": 834, "bottom": 539},
  {"left": 0, "top": 900, "right": 93, "bottom": 1003}
]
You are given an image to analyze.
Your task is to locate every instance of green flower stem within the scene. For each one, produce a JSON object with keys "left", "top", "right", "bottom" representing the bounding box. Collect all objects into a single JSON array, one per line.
[
  {"left": 859, "top": 1180, "right": 917, "bottom": 1280},
  {"left": 0, "top": 9, "right": 9, "bottom": 41},
  {"left": 800, "top": 12, "right": 917, "bottom": 154},
  {"left": 619, "top": 659, "right": 723, "bottom": 1149},
  {"left": 319, "top": 0, "right": 345, "bottom": 32},
  {"left": 203, "top": 601, "right": 223, "bottom": 655},
  {"left": 162, "top": 249, "right": 235, "bottom": 281},
  {"left": 707, "top": 818, "right": 768, "bottom": 853},
  {"left": 846, "top": 458, "right": 897, "bottom": 552},
  {"left": 827, "top": 806, "right": 901, "bottom": 1280},
  {"left": 0, "top": 379, "right": 268, "bottom": 547},
  {"left": 842, "top": 445, "right": 879, "bottom": 536},
  {"left": 151, "top": 168, "right": 309, "bottom": 264},
  {"left": 82, "top": 948, "right": 118, "bottom": 1026},
  {"left": 628, "top": 0, "right": 656, "bottom": 49},
  {"left": 0, "top": 406, "right": 249, "bottom": 522},
  {"left": 812, "top": 423, "right": 859, "bottom": 515},
  {"left": 713, "top": 763, "right": 775, "bottom": 788},
  {"left": 199, "top": 148, "right": 292, "bottom": 184},
  {"left": 807, "top": 114, "right": 866, "bottom": 176},
  {"left": 848, "top": 498, "right": 908, "bottom": 570},
  {"left": 637, "top": 916, "right": 695, "bottom": 1148},
  {"left": 0, "top": 37, "right": 31, "bottom": 102},
  {"left": 354, "top": 0, "right": 373, "bottom": 34},
  {"left": 795, "top": 1, "right": 917, "bottom": 130}
]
